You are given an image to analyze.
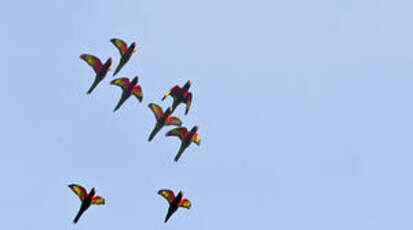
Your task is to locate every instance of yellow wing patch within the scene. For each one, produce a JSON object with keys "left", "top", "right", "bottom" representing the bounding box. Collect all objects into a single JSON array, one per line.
[
  {"left": 92, "top": 196, "right": 105, "bottom": 205},
  {"left": 158, "top": 189, "right": 175, "bottom": 203},
  {"left": 80, "top": 54, "right": 103, "bottom": 74},
  {"left": 148, "top": 103, "right": 164, "bottom": 120},
  {"left": 111, "top": 78, "right": 130, "bottom": 89},
  {"left": 68, "top": 184, "right": 88, "bottom": 201},
  {"left": 179, "top": 198, "right": 191, "bottom": 209},
  {"left": 110, "top": 38, "right": 127, "bottom": 55}
]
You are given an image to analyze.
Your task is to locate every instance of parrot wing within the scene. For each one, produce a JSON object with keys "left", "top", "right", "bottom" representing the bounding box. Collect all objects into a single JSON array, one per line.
[
  {"left": 92, "top": 196, "right": 105, "bottom": 205},
  {"left": 165, "top": 116, "right": 182, "bottom": 126},
  {"left": 80, "top": 54, "right": 103, "bottom": 74},
  {"left": 185, "top": 92, "right": 192, "bottom": 115},
  {"left": 165, "top": 127, "right": 188, "bottom": 140},
  {"left": 148, "top": 103, "right": 164, "bottom": 120},
  {"left": 178, "top": 198, "right": 191, "bottom": 209},
  {"left": 110, "top": 38, "right": 128, "bottom": 55},
  {"left": 158, "top": 189, "right": 175, "bottom": 203},
  {"left": 111, "top": 78, "right": 130, "bottom": 90},
  {"left": 68, "top": 184, "right": 88, "bottom": 201},
  {"left": 132, "top": 85, "right": 143, "bottom": 102}
]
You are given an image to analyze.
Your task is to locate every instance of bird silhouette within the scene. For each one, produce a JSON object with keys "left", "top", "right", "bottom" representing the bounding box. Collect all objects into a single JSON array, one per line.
[
  {"left": 158, "top": 189, "right": 191, "bottom": 223},
  {"left": 68, "top": 184, "right": 105, "bottom": 224},
  {"left": 110, "top": 76, "right": 143, "bottom": 111},
  {"left": 110, "top": 38, "right": 136, "bottom": 76},
  {"left": 162, "top": 80, "right": 193, "bottom": 114},
  {"left": 80, "top": 54, "right": 112, "bottom": 94},
  {"left": 166, "top": 125, "right": 200, "bottom": 162}
]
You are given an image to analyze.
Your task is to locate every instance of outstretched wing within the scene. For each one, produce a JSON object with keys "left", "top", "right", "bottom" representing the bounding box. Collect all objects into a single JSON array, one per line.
[
  {"left": 148, "top": 103, "right": 164, "bottom": 120},
  {"left": 111, "top": 78, "right": 130, "bottom": 90},
  {"left": 165, "top": 127, "right": 188, "bottom": 140},
  {"left": 162, "top": 85, "right": 179, "bottom": 100},
  {"left": 165, "top": 116, "right": 182, "bottom": 126},
  {"left": 192, "top": 133, "right": 201, "bottom": 145},
  {"left": 80, "top": 54, "right": 103, "bottom": 74},
  {"left": 158, "top": 189, "right": 175, "bottom": 203},
  {"left": 178, "top": 198, "right": 191, "bottom": 209},
  {"left": 68, "top": 184, "right": 88, "bottom": 201},
  {"left": 132, "top": 85, "right": 143, "bottom": 102},
  {"left": 110, "top": 38, "right": 127, "bottom": 55},
  {"left": 185, "top": 92, "right": 192, "bottom": 115},
  {"left": 92, "top": 196, "right": 105, "bottom": 205}
]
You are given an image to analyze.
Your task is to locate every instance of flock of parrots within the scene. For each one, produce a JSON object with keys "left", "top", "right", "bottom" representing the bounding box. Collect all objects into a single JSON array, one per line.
[{"left": 70, "top": 38, "right": 200, "bottom": 224}]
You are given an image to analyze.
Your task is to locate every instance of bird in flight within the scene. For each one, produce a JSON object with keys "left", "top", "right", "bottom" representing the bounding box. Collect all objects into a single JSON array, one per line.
[
  {"left": 80, "top": 54, "right": 112, "bottom": 94},
  {"left": 110, "top": 76, "right": 143, "bottom": 112},
  {"left": 158, "top": 189, "right": 191, "bottom": 223},
  {"left": 166, "top": 125, "right": 200, "bottom": 162},
  {"left": 162, "top": 80, "right": 193, "bottom": 115},
  {"left": 110, "top": 38, "right": 136, "bottom": 76},
  {"left": 148, "top": 103, "right": 182, "bottom": 141},
  {"left": 68, "top": 184, "right": 105, "bottom": 224}
]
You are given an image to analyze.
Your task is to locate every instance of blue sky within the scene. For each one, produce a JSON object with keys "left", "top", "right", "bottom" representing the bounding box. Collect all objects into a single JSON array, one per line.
[{"left": 1, "top": 0, "right": 413, "bottom": 229}]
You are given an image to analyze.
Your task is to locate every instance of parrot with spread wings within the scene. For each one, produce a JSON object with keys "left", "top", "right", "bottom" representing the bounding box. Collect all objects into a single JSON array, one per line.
[
  {"left": 162, "top": 80, "right": 193, "bottom": 115},
  {"left": 166, "top": 125, "right": 200, "bottom": 162},
  {"left": 148, "top": 103, "right": 182, "bottom": 141},
  {"left": 80, "top": 54, "right": 112, "bottom": 94},
  {"left": 110, "top": 76, "right": 143, "bottom": 112},
  {"left": 110, "top": 38, "right": 136, "bottom": 76},
  {"left": 68, "top": 184, "right": 105, "bottom": 224},
  {"left": 158, "top": 189, "right": 191, "bottom": 223}
]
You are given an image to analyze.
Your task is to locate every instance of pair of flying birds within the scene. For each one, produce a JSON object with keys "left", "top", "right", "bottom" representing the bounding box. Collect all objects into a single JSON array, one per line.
[{"left": 69, "top": 184, "right": 190, "bottom": 224}]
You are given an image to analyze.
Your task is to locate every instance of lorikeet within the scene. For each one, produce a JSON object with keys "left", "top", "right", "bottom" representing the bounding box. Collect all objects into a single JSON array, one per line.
[
  {"left": 166, "top": 125, "right": 200, "bottom": 162},
  {"left": 148, "top": 103, "right": 182, "bottom": 141},
  {"left": 162, "top": 80, "right": 193, "bottom": 115},
  {"left": 110, "top": 76, "right": 143, "bottom": 112},
  {"left": 68, "top": 184, "right": 105, "bottom": 224},
  {"left": 80, "top": 54, "right": 112, "bottom": 94},
  {"left": 158, "top": 189, "right": 191, "bottom": 223},
  {"left": 110, "top": 38, "right": 136, "bottom": 76}
]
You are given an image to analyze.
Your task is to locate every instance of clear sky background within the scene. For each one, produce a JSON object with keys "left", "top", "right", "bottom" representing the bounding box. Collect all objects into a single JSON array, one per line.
[{"left": 1, "top": 0, "right": 413, "bottom": 229}]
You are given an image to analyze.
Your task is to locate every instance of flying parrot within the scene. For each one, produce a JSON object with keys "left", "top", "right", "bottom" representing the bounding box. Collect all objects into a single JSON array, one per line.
[
  {"left": 162, "top": 80, "right": 193, "bottom": 115},
  {"left": 165, "top": 125, "right": 200, "bottom": 162},
  {"left": 110, "top": 38, "right": 136, "bottom": 76},
  {"left": 68, "top": 184, "right": 105, "bottom": 224},
  {"left": 80, "top": 54, "right": 112, "bottom": 94},
  {"left": 158, "top": 189, "right": 191, "bottom": 223},
  {"left": 110, "top": 76, "right": 143, "bottom": 112},
  {"left": 148, "top": 103, "right": 182, "bottom": 141}
]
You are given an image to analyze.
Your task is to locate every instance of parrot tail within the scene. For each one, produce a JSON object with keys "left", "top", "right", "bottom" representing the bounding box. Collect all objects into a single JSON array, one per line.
[
  {"left": 73, "top": 208, "right": 85, "bottom": 224},
  {"left": 148, "top": 125, "right": 162, "bottom": 142},
  {"left": 174, "top": 144, "right": 186, "bottom": 162},
  {"left": 87, "top": 78, "right": 100, "bottom": 94}
]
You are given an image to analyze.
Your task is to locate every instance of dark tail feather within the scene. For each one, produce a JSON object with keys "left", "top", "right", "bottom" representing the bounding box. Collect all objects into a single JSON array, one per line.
[
  {"left": 113, "top": 60, "right": 124, "bottom": 76},
  {"left": 174, "top": 145, "right": 185, "bottom": 162},
  {"left": 113, "top": 97, "right": 126, "bottom": 112},
  {"left": 164, "top": 212, "right": 172, "bottom": 223},
  {"left": 148, "top": 125, "right": 161, "bottom": 142},
  {"left": 73, "top": 208, "right": 85, "bottom": 224},
  {"left": 87, "top": 78, "right": 99, "bottom": 94}
]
